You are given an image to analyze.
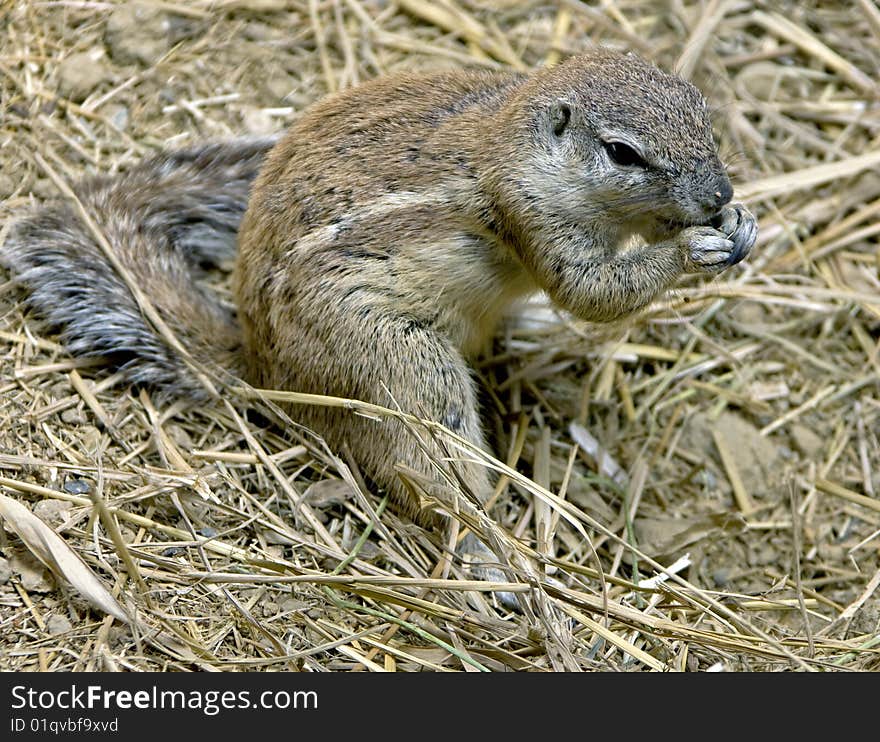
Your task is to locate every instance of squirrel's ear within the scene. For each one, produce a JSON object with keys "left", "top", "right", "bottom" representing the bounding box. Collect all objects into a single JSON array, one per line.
[{"left": 549, "top": 100, "right": 572, "bottom": 137}]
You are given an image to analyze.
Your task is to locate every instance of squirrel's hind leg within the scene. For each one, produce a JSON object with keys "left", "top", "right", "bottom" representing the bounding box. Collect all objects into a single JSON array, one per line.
[{"left": 262, "top": 301, "right": 520, "bottom": 606}]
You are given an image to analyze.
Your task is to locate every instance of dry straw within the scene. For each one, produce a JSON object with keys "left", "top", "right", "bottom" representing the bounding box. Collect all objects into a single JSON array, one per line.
[{"left": 0, "top": 0, "right": 878, "bottom": 672}]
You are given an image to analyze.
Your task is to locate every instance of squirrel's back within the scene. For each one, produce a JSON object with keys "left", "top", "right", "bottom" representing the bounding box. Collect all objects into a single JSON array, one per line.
[
  {"left": 4, "top": 55, "right": 741, "bottom": 409},
  {"left": 3, "top": 69, "right": 528, "bottom": 400}
]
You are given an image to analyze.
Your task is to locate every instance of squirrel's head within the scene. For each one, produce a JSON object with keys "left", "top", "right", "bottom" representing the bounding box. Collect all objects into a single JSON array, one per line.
[{"left": 503, "top": 50, "right": 731, "bottom": 235}]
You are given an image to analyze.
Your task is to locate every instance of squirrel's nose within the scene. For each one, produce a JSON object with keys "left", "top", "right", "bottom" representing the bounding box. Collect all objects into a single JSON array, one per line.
[{"left": 709, "top": 179, "right": 733, "bottom": 209}]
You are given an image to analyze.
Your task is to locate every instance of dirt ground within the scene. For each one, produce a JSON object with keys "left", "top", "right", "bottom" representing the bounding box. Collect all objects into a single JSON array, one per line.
[{"left": 0, "top": 0, "right": 878, "bottom": 672}]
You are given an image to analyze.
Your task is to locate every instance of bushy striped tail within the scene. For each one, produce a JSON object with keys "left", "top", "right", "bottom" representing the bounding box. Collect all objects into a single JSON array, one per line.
[{"left": 2, "top": 138, "right": 276, "bottom": 399}]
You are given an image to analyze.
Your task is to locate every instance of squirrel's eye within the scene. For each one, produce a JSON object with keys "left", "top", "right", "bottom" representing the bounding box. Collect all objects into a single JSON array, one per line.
[{"left": 603, "top": 141, "right": 647, "bottom": 168}]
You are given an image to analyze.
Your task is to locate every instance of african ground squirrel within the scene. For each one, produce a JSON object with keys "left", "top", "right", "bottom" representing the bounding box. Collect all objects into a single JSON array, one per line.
[{"left": 3, "top": 50, "right": 757, "bottom": 589}]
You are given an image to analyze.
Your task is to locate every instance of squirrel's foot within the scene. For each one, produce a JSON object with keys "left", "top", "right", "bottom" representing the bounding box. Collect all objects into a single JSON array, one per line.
[
  {"left": 459, "top": 532, "right": 520, "bottom": 611},
  {"left": 685, "top": 202, "right": 757, "bottom": 273}
]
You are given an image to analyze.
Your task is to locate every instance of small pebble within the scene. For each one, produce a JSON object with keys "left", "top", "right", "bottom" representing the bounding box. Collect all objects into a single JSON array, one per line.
[
  {"left": 104, "top": 103, "right": 129, "bottom": 131},
  {"left": 241, "top": 107, "right": 278, "bottom": 137},
  {"left": 264, "top": 73, "right": 297, "bottom": 102},
  {"left": 57, "top": 49, "right": 112, "bottom": 103},
  {"left": 60, "top": 408, "right": 87, "bottom": 425},
  {"left": 790, "top": 424, "right": 823, "bottom": 458},
  {"left": 699, "top": 469, "right": 717, "bottom": 489},
  {"left": 33, "top": 499, "right": 72, "bottom": 526},
  {"left": 30, "top": 178, "right": 57, "bottom": 200},
  {"left": 46, "top": 613, "right": 73, "bottom": 635},
  {"left": 280, "top": 598, "right": 309, "bottom": 614},
  {"left": 64, "top": 479, "right": 91, "bottom": 495},
  {"left": 105, "top": 3, "right": 170, "bottom": 67},
  {"left": 13, "top": 554, "right": 55, "bottom": 593},
  {"left": 0, "top": 174, "right": 16, "bottom": 198}
]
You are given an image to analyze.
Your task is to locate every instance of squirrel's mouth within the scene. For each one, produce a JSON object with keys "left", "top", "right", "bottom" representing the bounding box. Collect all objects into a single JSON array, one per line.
[
  {"left": 707, "top": 211, "right": 726, "bottom": 228},
  {"left": 663, "top": 209, "right": 724, "bottom": 231},
  {"left": 636, "top": 206, "right": 725, "bottom": 242}
]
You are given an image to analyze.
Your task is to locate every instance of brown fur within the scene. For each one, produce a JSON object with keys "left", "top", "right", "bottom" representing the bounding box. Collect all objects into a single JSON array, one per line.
[
  {"left": 235, "top": 52, "right": 756, "bottom": 519},
  {"left": 4, "top": 50, "right": 757, "bottom": 562}
]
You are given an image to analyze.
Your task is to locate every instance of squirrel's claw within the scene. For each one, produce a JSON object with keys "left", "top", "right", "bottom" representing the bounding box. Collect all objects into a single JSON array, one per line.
[
  {"left": 712, "top": 202, "right": 757, "bottom": 267},
  {"left": 684, "top": 202, "right": 757, "bottom": 273}
]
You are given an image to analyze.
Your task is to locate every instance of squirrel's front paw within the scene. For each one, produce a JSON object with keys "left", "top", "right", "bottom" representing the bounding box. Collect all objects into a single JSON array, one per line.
[
  {"left": 710, "top": 202, "right": 757, "bottom": 266},
  {"left": 684, "top": 203, "right": 757, "bottom": 273}
]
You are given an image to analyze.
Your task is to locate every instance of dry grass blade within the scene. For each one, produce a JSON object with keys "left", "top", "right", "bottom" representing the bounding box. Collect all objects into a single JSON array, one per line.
[
  {"left": 1, "top": 0, "right": 879, "bottom": 673},
  {"left": 0, "top": 493, "right": 129, "bottom": 623},
  {"left": 558, "top": 602, "right": 666, "bottom": 672},
  {"left": 736, "top": 150, "right": 880, "bottom": 201},
  {"left": 815, "top": 479, "right": 880, "bottom": 515},
  {"left": 858, "top": 0, "right": 880, "bottom": 38},
  {"left": 751, "top": 10, "right": 876, "bottom": 93},
  {"left": 676, "top": 0, "right": 734, "bottom": 80},
  {"left": 712, "top": 429, "right": 756, "bottom": 516},
  {"left": 397, "top": 0, "right": 526, "bottom": 69}
]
